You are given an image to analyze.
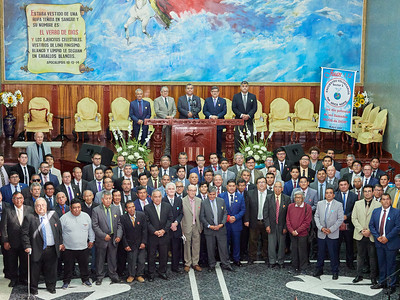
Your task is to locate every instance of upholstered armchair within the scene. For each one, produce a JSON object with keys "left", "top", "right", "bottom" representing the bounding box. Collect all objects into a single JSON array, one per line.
[
  {"left": 23, "top": 97, "right": 53, "bottom": 141},
  {"left": 74, "top": 97, "right": 101, "bottom": 142},
  {"left": 357, "top": 109, "right": 388, "bottom": 156},
  {"left": 292, "top": 98, "right": 318, "bottom": 141},
  {"left": 225, "top": 98, "right": 234, "bottom": 120},
  {"left": 254, "top": 100, "right": 268, "bottom": 133},
  {"left": 108, "top": 97, "right": 132, "bottom": 132},
  {"left": 268, "top": 98, "right": 294, "bottom": 139},
  {"left": 347, "top": 106, "right": 380, "bottom": 146},
  {"left": 198, "top": 98, "right": 205, "bottom": 119}
]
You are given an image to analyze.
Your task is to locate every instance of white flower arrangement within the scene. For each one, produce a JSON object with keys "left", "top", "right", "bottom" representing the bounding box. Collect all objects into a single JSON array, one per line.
[
  {"left": 1, "top": 90, "right": 24, "bottom": 108},
  {"left": 238, "top": 124, "right": 273, "bottom": 164}
]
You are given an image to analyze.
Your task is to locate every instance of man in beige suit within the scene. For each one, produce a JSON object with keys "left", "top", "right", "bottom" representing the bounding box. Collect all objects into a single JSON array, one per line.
[
  {"left": 154, "top": 86, "right": 177, "bottom": 156},
  {"left": 181, "top": 184, "right": 203, "bottom": 272},
  {"left": 388, "top": 174, "right": 400, "bottom": 207},
  {"left": 351, "top": 185, "right": 381, "bottom": 285}
]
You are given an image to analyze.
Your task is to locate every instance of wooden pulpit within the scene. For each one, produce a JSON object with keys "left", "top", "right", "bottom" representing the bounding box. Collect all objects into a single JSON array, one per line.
[{"left": 145, "top": 119, "right": 244, "bottom": 165}]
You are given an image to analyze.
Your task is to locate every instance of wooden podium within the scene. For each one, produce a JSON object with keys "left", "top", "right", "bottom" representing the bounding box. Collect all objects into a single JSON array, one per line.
[{"left": 145, "top": 119, "right": 244, "bottom": 165}]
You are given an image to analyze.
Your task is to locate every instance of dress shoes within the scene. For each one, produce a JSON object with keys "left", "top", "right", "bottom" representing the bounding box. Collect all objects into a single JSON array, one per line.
[
  {"left": 332, "top": 273, "right": 338, "bottom": 280},
  {"left": 159, "top": 273, "right": 169, "bottom": 280},
  {"left": 172, "top": 268, "right": 184, "bottom": 274},
  {"left": 208, "top": 267, "right": 215, "bottom": 272},
  {"left": 221, "top": 265, "right": 235, "bottom": 272},
  {"left": 247, "top": 259, "right": 254, "bottom": 265},
  {"left": 148, "top": 275, "right": 155, "bottom": 282},
  {"left": 47, "top": 288, "right": 56, "bottom": 294},
  {"left": 234, "top": 261, "right": 242, "bottom": 267},
  {"left": 313, "top": 269, "right": 323, "bottom": 277},
  {"left": 371, "top": 283, "right": 385, "bottom": 289},
  {"left": 136, "top": 276, "right": 145, "bottom": 283},
  {"left": 193, "top": 265, "right": 202, "bottom": 272},
  {"left": 95, "top": 279, "right": 102, "bottom": 285},
  {"left": 371, "top": 278, "right": 378, "bottom": 285},
  {"left": 126, "top": 276, "right": 134, "bottom": 283},
  {"left": 8, "top": 280, "right": 17, "bottom": 287},
  {"left": 110, "top": 277, "right": 121, "bottom": 284},
  {"left": 385, "top": 287, "right": 396, "bottom": 295},
  {"left": 184, "top": 266, "right": 191, "bottom": 273},
  {"left": 352, "top": 276, "right": 363, "bottom": 283}
]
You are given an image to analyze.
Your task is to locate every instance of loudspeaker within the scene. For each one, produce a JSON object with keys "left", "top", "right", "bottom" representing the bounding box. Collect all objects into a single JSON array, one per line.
[
  {"left": 76, "top": 143, "right": 114, "bottom": 166},
  {"left": 274, "top": 144, "right": 305, "bottom": 163}
]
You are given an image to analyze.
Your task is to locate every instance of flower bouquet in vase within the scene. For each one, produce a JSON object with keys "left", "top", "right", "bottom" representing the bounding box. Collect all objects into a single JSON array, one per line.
[{"left": 1, "top": 90, "right": 24, "bottom": 138}]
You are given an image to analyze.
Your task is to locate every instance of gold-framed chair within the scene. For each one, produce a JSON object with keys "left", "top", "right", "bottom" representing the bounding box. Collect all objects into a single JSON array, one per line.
[
  {"left": 74, "top": 97, "right": 101, "bottom": 142},
  {"left": 108, "top": 97, "right": 132, "bottom": 140},
  {"left": 23, "top": 97, "right": 53, "bottom": 141},
  {"left": 254, "top": 100, "right": 268, "bottom": 133},
  {"left": 268, "top": 98, "right": 294, "bottom": 139},
  {"left": 357, "top": 109, "right": 388, "bottom": 156},
  {"left": 348, "top": 106, "right": 380, "bottom": 147},
  {"left": 292, "top": 98, "right": 318, "bottom": 141},
  {"left": 198, "top": 98, "right": 205, "bottom": 119}
]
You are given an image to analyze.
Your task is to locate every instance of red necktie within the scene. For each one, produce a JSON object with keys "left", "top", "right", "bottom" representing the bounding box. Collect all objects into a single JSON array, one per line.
[
  {"left": 357, "top": 190, "right": 360, "bottom": 200},
  {"left": 218, "top": 187, "right": 220, "bottom": 195},
  {"left": 61, "top": 206, "right": 65, "bottom": 214},
  {"left": 214, "top": 166, "right": 217, "bottom": 171},
  {"left": 293, "top": 180, "right": 296, "bottom": 188},
  {"left": 379, "top": 209, "right": 387, "bottom": 236},
  {"left": 275, "top": 196, "right": 279, "bottom": 224},
  {"left": 154, "top": 178, "right": 158, "bottom": 189}
]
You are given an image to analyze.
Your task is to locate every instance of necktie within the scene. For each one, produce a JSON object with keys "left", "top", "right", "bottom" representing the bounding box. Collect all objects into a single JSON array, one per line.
[
  {"left": 67, "top": 186, "right": 73, "bottom": 201},
  {"left": 302, "top": 170, "right": 305, "bottom": 177},
  {"left": 48, "top": 197, "right": 53, "bottom": 209},
  {"left": 213, "top": 98, "right": 217, "bottom": 107},
  {"left": 293, "top": 180, "right": 297, "bottom": 188},
  {"left": 125, "top": 195, "right": 129, "bottom": 202},
  {"left": 214, "top": 166, "right": 217, "bottom": 171},
  {"left": 230, "top": 194, "right": 234, "bottom": 207},
  {"left": 258, "top": 192, "right": 264, "bottom": 220},
  {"left": 98, "top": 182, "right": 102, "bottom": 192},
  {"left": 131, "top": 215, "right": 135, "bottom": 227},
  {"left": 119, "top": 170, "right": 123, "bottom": 178},
  {"left": 23, "top": 166, "right": 28, "bottom": 184},
  {"left": 199, "top": 169, "right": 203, "bottom": 180},
  {"left": 268, "top": 187, "right": 272, "bottom": 191},
  {"left": 0, "top": 204, "right": 2, "bottom": 221},
  {"left": 138, "top": 101, "right": 143, "bottom": 116},
  {"left": 319, "top": 183, "right": 324, "bottom": 201},
  {"left": 357, "top": 190, "right": 361, "bottom": 200},
  {"left": 243, "top": 94, "right": 247, "bottom": 110},
  {"left": 379, "top": 209, "right": 387, "bottom": 236},
  {"left": 343, "top": 193, "right": 346, "bottom": 210},
  {"left": 164, "top": 97, "right": 168, "bottom": 108},
  {"left": 373, "top": 170, "right": 376, "bottom": 178},
  {"left": 218, "top": 187, "right": 220, "bottom": 195},
  {"left": 212, "top": 200, "right": 218, "bottom": 225},
  {"left": 393, "top": 190, "right": 400, "bottom": 208},
  {"left": 170, "top": 198, "right": 174, "bottom": 207},
  {"left": 17, "top": 209, "right": 22, "bottom": 225},
  {"left": 44, "top": 175, "right": 48, "bottom": 183},
  {"left": 40, "top": 216, "right": 47, "bottom": 250},
  {"left": 280, "top": 162, "right": 283, "bottom": 174},
  {"left": 156, "top": 205, "right": 161, "bottom": 220},
  {"left": 275, "top": 196, "right": 280, "bottom": 224},
  {"left": 164, "top": 169, "right": 167, "bottom": 176},
  {"left": 106, "top": 207, "right": 113, "bottom": 234},
  {"left": 364, "top": 178, "right": 368, "bottom": 186},
  {"left": 61, "top": 205, "right": 65, "bottom": 214},
  {"left": 190, "top": 199, "right": 196, "bottom": 224},
  {"left": 223, "top": 172, "right": 227, "bottom": 185},
  {"left": 0, "top": 170, "right": 5, "bottom": 186},
  {"left": 154, "top": 178, "right": 158, "bottom": 189},
  {"left": 324, "top": 202, "right": 330, "bottom": 227}
]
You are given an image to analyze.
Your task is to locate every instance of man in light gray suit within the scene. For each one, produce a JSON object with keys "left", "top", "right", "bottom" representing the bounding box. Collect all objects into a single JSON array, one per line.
[
  {"left": 200, "top": 186, "right": 233, "bottom": 272},
  {"left": 215, "top": 158, "right": 236, "bottom": 187},
  {"left": 228, "top": 153, "right": 245, "bottom": 176},
  {"left": 177, "top": 83, "right": 201, "bottom": 119},
  {"left": 26, "top": 132, "right": 51, "bottom": 172},
  {"left": 309, "top": 169, "right": 334, "bottom": 201},
  {"left": 313, "top": 187, "right": 344, "bottom": 280},
  {"left": 92, "top": 191, "right": 123, "bottom": 285},
  {"left": 340, "top": 154, "right": 355, "bottom": 179},
  {"left": 291, "top": 177, "right": 319, "bottom": 211},
  {"left": 154, "top": 86, "right": 177, "bottom": 155}
]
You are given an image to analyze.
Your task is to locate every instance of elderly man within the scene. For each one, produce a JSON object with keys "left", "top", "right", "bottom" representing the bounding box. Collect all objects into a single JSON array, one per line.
[
  {"left": 129, "top": 88, "right": 151, "bottom": 144},
  {"left": 60, "top": 200, "right": 95, "bottom": 289},
  {"left": 228, "top": 153, "right": 245, "bottom": 176},
  {"left": 286, "top": 191, "right": 312, "bottom": 274},
  {"left": 54, "top": 191, "right": 70, "bottom": 218},
  {"left": 362, "top": 165, "right": 379, "bottom": 187},
  {"left": 72, "top": 166, "right": 87, "bottom": 194},
  {"left": 200, "top": 186, "right": 233, "bottom": 272},
  {"left": 23, "top": 182, "right": 42, "bottom": 207},
  {"left": 0, "top": 154, "right": 10, "bottom": 189},
  {"left": 120, "top": 200, "right": 147, "bottom": 283},
  {"left": 92, "top": 191, "right": 123, "bottom": 285},
  {"left": 26, "top": 132, "right": 52, "bottom": 172},
  {"left": 340, "top": 154, "right": 355, "bottom": 178},
  {"left": 159, "top": 155, "right": 177, "bottom": 180},
  {"left": 22, "top": 198, "right": 63, "bottom": 295},
  {"left": 181, "top": 184, "right": 203, "bottom": 272},
  {"left": 157, "top": 174, "right": 171, "bottom": 197},
  {"left": 1, "top": 192, "right": 34, "bottom": 287},
  {"left": 177, "top": 83, "right": 201, "bottom": 119},
  {"left": 351, "top": 175, "right": 364, "bottom": 200},
  {"left": 144, "top": 190, "right": 173, "bottom": 281},
  {"left": 154, "top": 86, "right": 177, "bottom": 155}
]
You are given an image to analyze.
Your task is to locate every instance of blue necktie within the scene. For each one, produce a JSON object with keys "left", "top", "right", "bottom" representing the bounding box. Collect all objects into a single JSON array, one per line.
[
  {"left": 343, "top": 193, "right": 346, "bottom": 211},
  {"left": 230, "top": 194, "right": 234, "bottom": 207},
  {"left": 138, "top": 101, "right": 143, "bottom": 116},
  {"left": 40, "top": 216, "right": 47, "bottom": 250}
]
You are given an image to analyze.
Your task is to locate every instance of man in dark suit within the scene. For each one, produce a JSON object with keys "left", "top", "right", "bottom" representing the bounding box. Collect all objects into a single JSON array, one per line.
[
  {"left": 299, "top": 155, "right": 316, "bottom": 183},
  {"left": 335, "top": 179, "right": 358, "bottom": 269},
  {"left": 132, "top": 173, "right": 154, "bottom": 201},
  {"left": 92, "top": 191, "right": 123, "bottom": 285},
  {"left": 244, "top": 177, "right": 269, "bottom": 263},
  {"left": 203, "top": 86, "right": 227, "bottom": 157},
  {"left": 362, "top": 165, "right": 379, "bottom": 187},
  {"left": 326, "top": 149, "right": 342, "bottom": 171},
  {"left": 172, "top": 152, "right": 193, "bottom": 179},
  {"left": 119, "top": 179, "right": 136, "bottom": 205},
  {"left": 0, "top": 171, "right": 28, "bottom": 205},
  {"left": 129, "top": 88, "right": 151, "bottom": 144},
  {"left": 274, "top": 147, "right": 294, "bottom": 182},
  {"left": 132, "top": 158, "right": 151, "bottom": 179},
  {"left": 38, "top": 162, "right": 59, "bottom": 188},
  {"left": 12, "top": 152, "right": 36, "bottom": 186},
  {"left": 189, "top": 155, "right": 207, "bottom": 184},
  {"left": 369, "top": 193, "right": 400, "bottom": 294},
  {"left": 200, "top": 186, "right": 233, "bottom": 271},
  {"left": 264, "top": 181, "right": 291, "bottom": 268},
  {"left": 81, "top": 152, "right": 107, "bottom": 182},
  {"left": 220, "top": 180, "right": 246, "bottom": 266},
  {"left": 1, "top": 192, "right": 34, "bottom": 286},
  {"left": 54, "top": 191, "right": 70, "bottom": 218},
  {"left": 55, "top": 171, "right": 80, "bottom": 205},
  {"left": 81, "top": 190, "right": 98, "bottom": 217},
  {"left": 133, "top": 186, "right": 153, "bottom": 212},
  {"left": 232, "top": 81, "right": 257, "bottom": 152},
  {"left": 370, "top": 157, "right": 386, "bottom": 179},
  {"left": 23, "top": 182, "right": 42, "bottom": 208},
  {"left": 237, "top": 179, "right": 250, "bottom": 260},
  {"left": 120, "top": 200, "right": 147, "bottom": 283},
  {"left": 0, "top": 154, "right": 11, "bottom": 189},
  {"left": 147, "top": 165, "right": 160, "bottom": 189},
  {"left": 162, "top": 182, "right": 183, "bottom": 273},
  {"left": 159, "top": 155, "right": 177, "bottom": 181},
  {"left": 342, "top": 160, "right": 363, "bottom": 189},
  {"left": 86, "top": 168, "right": 105, "bottom": 196},
  {"left": 0, "top": 191, "right": 11, "bottom": 279},
  {"left": 144, "top": 190, "right": 173, "bottom": 281},
  {"left": 72, "top": 166, "right": 88, "bottom": 195},
  {"left": 112, "top": 155, "right": 126, "bottom": 180},
  {"left": 21, "top": 198, "right": 63, "bottom": 295},
  {"left": 177, "top": 83, "right": 201, "bottom": 119}
]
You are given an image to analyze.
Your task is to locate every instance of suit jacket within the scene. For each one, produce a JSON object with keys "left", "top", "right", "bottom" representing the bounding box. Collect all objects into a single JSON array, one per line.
[
  {"left": 220, "top": 191, "right": 245, "bottom": 231},
  {"left": 189, "top": 167, "right": 206, "bottom": 183},
  {"left": 263, "top": 193, "right": 291, "bottom": 232},
  {"left": 114, "top": 176, "right": 135, "bottom": 192},
  {"left": 177, "top": 95, "right": 201, "bottom": 119},
  {"left": 311, "top": 160, "right": 324, "bottom": 171},
  {"left": 228, "top": 165, "right": 245, "bottom": 177},
  {"left": 351, "top": 199, "right": 381, "bottom": 242},
  {"left": 54, "top": 204, "right": 70, "bottom": 218},
  {"left": 173, "top": 178, "right": 190, "bottom": 188},
  {"left": 236, "top": 169, "right": 264, "bottom": 185},
  {"left": 309, "top": 181, "right": 334, "bottom": 199},
  {"left": 203, "top": 96, "right": 227, "bottom": 130},
  {"left": 369, "top": 206, "right": 400, "bottom": 250},
  {"left": 55, "top": 183, "right": 80, "bottom": 205},
  {"left": 232, "top": 92, "right": 257, "bottom": 122},
  {"left": 112, "top": 166, "right": 124, "bottom": 180},
  {"left": 81, "top": 164, "right": 107, "bottom": 182},
  {"left": 129, "top": 99, "right": 151, "bottom": 124},
  {"left": 181, "top": 195, "right": 203, "bottom": 234},
  {"left": 0, "top": 183, "right": 28, "bottom": 205},
  {"left": 21, "top": 211, "right": 63, "bottom": 262},
  {"left": 342, "top": 172, "right": 364, "bottom": 189},
  {"left": 159, "top": 167, "right": 177, "bottom": 180},
  {"left": 112, "top": 203, "right": 126, "bottom": 216},
  {"left": 314, "top": 200, "right": 344, "bottom": 239},
  {"left": 200, "top": 197, "right": 227, "bottom": 236},
  {"left": 132, "top": 169, "right": 151, "bottom": 179},
  {"left": 244, "top": 189, "right": 267, "bottom": 228},
  {"left": 274, "top": 160, "right": 294, "bottom": 182},
  {"left": 283, "top": 179, "right": 299, "bottom": 197},
  {"left": 362, "top": 177, "right": 379, "bottom": 187},
  {"left": 334, "top": 191, "right": 358, "bottom": 225},
  {"left": 131, "top": 186, "right": 154, "bottom": 201},
  {"left": 144, "top": 202, "right": 173, "bottom": 243},
  {"left": 73, "top": 178, "right": 88, "bottom": 195},
  {"left": 12, "top": 164, "right": 36, "bottom": 185},
  {"left": 94, "top": 189, "right": 114, "bottom": 205},
  {"left": 92, "top": 204, "right": 123, "bottom": 248},
  {"left": 1, "top": 205, "right": 34, "bottom": 248},
  {"left": 291, "top": 187, "right": 319, "bottom": 211},
  {"left": 154, "top": 95, "right": 177, "bottom": 119},
  {"left": 326, "top": 177, "right": 339, "bottom": 191},
  {"left": 339, "top": 167, "right": 352, "bottom": 179},
  {"left": 133, "top": 197, "right": 153, "bottom": 212},
  {"left": 120, "top": 211, "right": 147, "bottom": 249},
  {"left": 351, "top": 188, "right": 364, "bottom": 201},
  {"left": 162, "top": 196, "right": 183, "bottom": 238},
  {"left": 81, "top": 202, "right": 99, "bottom": 218},
  {"left": 0, "top": 201, "right": 11, "bottom": 222},
  {"left": 26, "top": 142, "right": 51, "bottom": 172},
  {"left": 299, "top": 168, "right": 315, "bottom": 183},
  {"left": 172, "top": 164, "right": 193, "bottom": 179},
  {"left": 49, "top": 167, "right": 62, "bottom": 183},
  {"left": 214, "top": 169, "right": 236, "bottom": 186},
  {"left": 86, "top": 180, "right": 104, "bottom": 196},
  {"left": 372, "top": 168, "right": 386, "bottom": 179},
  {"left": 39, "top": 173, "right": 60, "bottom": 188}
]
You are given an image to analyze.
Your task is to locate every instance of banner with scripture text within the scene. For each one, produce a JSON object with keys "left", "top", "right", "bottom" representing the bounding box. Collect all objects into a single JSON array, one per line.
[{"left": 318, "top": 67, "right": 356, "bottom": 132}]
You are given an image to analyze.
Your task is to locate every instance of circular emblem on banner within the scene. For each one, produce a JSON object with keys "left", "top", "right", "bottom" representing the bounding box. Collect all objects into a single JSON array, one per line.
[{"left": 324, "top": 78, "right": 351, "bottom": 107}]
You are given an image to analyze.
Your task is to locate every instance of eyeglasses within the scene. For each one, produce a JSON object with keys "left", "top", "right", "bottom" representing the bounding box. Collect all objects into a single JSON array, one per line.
[{"left": 32, "top": 179, "right": 41, "bottom": 182}]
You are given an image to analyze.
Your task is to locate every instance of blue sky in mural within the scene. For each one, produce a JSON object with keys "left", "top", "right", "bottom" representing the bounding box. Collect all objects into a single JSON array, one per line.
[{"left": 3, "top": 0, "right": 363, "bottom": 82}]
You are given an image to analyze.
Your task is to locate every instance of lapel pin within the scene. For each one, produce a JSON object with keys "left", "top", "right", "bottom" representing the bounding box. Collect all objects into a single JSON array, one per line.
[
  {"left": 114, "top": 214, "right": 117, "bottom": 218},
  {"left": 137, "top": 221, "right": 140, "bottom": 225},
  {"left": 54, "top": 223, "right": 57, "bottom": 227},
  {"left": 388, "top": 217, "right": 391, "bottom": 220}
]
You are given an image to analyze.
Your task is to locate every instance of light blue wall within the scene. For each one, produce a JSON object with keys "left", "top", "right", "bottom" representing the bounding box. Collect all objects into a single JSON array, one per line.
[{"left": 364, "top": 1, "right": 400, "bottom": 161}]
